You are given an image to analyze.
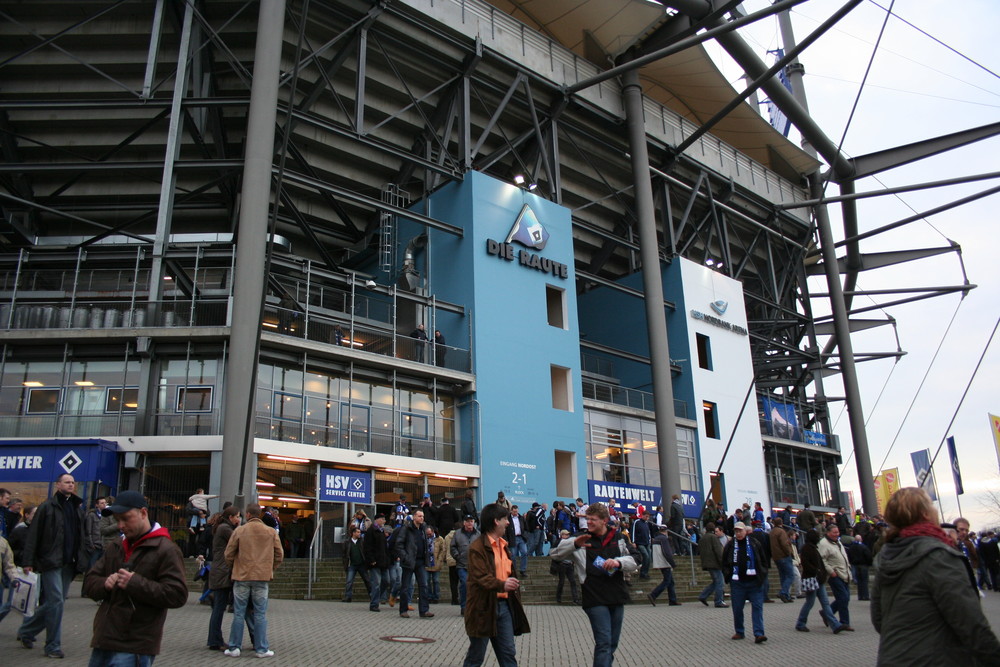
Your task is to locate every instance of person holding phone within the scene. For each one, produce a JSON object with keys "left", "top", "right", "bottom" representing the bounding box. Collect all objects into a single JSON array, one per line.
[{"left": 550, "top": 502, "right": 637, "bottom": 667}]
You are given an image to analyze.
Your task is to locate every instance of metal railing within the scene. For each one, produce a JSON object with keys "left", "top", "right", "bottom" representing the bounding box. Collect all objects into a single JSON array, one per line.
[
  {"left": 582, "top": 378, "right": 689, "bottom": 418},
  {"left": 0, "top": 299, "right": 229, "bottom": 330},
  {"left": 265, "top": 304, "right": 471, "bottom": 373},
  {"left": 306, "top": 521, "right": 323, "bottom": 600}
]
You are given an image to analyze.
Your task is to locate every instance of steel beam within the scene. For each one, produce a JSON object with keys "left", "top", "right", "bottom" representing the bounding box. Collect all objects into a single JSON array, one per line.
[
  {"left": 623, "top": 68, "right": 683, "bottom": 501},
  {"left": 220, "top": 0, "right": 286, "bottom": 509}
]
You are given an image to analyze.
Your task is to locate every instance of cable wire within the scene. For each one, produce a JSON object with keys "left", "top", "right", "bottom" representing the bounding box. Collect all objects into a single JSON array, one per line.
[{"left": 874, "top": 297, "right": 965, "bottom": 473}]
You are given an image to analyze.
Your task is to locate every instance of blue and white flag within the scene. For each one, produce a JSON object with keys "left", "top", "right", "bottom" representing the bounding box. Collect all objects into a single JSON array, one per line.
[
  {"left": 910, "top": 448, "right": 938, "bottom": 501},
  {"left": 946, "top": 436, "right": 964, "bottom": 496}
]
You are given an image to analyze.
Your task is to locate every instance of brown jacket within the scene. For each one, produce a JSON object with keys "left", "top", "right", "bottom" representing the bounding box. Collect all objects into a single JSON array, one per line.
[
  {"left": 770, "top": 527, "right": 793, "bottom": 562},
  {"left": 225, "top": 517, "right": 283, "bottom": 581},
  {"left": 463, "top": 534, "right": 530, "bottom": 639},
  {"left": 83, "top": 526, "right": 187, "bottom": 655}
]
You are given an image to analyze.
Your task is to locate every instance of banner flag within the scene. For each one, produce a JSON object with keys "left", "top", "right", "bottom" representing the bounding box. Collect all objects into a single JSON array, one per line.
[
  {"left": 990, "top": 414, "right": 1000, "bottom": 472},
  {"left": 873, "top": 472, "right": 888, "bottom": 516},
  {"left": 946, "top": 436, "right": 964, "bottom": 496},
  {"left": 910, "top": 449, "right": 937, "bottom": 501}
]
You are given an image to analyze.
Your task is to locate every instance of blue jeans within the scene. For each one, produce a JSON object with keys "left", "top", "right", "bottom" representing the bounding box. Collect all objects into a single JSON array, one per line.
[
  {"left": 427, "top": 570, "right": 440, "bottom": 601},
  {"left": 583, "top": 604, "right": 624, "bottom": 667},
  {"left": 368, "top": 568, "right": 385, "bottom": 609},
  {"left": 527, "top": 530, "right": 545, "bottom": 557},
  {"left": 88, "top": 649, "right": 155, "bottom": 666},
  {"left": 512, "top": 536, "right": 528, "bottom": 573},
  {"left": 209, "top": 588, "right": 255, "bottom": 648},
  {"left": 730, "top": 579, "right": 765, "bottom": 638},
  {"left": 229, "top": 581, "right": 269, "bottom": 653},
  {"left": 699, "top": 569, "right": 725, "bottom": 605},
  {"left": 400, "top": 562, "right": 429, "bottom": 615},
  {"left": 636, "top": 545, "right": 651, "bottom": 577},
  {"left": 462, "top": 599, "right": 517, "bottom": 667},
  {"left": 775, "top": 556, "right": 795, "bottom": 599},
  {"left": 344, "top": 564, "right": 366, "bottom": 601},
  {"left": 855, "top": 565, "right": 870, "bottom": 600},
  {"left": 457, "top": 567, "right": 468, "bottom": 610},
  {"left": 797, "top": 584, "right": 841, "bottom": 631},
  {"left": 389, "top": 561, "right": 402, "bottom": 598},
  {"left": 18, "top": 563, "right": 75, "bottom": 654},
  {"left": 827, "top": 575, "right": 850, "bottom": 625},
  {"left": 650, "top": 567, "right": 676, "bottom": 603}
]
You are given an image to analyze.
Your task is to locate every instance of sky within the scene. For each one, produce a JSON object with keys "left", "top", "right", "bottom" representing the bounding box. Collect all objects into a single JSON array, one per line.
[{"left": 703, "top": 0, "right": 1000, "bottom": 530}]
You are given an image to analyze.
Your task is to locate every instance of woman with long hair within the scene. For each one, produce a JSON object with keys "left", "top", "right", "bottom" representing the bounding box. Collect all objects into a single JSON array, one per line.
[{"left": 872, "top": 487, "right": 999, "bottom": 665}]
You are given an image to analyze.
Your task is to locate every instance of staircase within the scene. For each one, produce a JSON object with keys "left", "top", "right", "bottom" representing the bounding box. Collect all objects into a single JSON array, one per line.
[{"left": 184, "top": 555, "right": 721, "bottom": 605}]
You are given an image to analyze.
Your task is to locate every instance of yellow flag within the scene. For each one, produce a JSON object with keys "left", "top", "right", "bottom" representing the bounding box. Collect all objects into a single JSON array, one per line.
[
  {"left": 990, "top": 414, "right": 1000, "bottom": 472},
  {"left": 883, "top": 468, "right": 901, "bottom": 497},
  {"left": 873, "top": 471, "right": 888, "bottom": 516}
]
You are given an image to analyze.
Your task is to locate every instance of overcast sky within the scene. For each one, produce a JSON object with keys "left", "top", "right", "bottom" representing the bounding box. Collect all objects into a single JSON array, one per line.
[{"left": 704, "top": 0, "right": 1000, "bottom": 528}]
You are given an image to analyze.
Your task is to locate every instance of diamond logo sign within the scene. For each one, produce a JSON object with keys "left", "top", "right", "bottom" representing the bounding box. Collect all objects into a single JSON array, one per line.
[
  {"left": 59, "top": 450, "right": 82, "bottom": 474},
  {"left": 352, "top": 478, "right": 363, "bottom": 491}
]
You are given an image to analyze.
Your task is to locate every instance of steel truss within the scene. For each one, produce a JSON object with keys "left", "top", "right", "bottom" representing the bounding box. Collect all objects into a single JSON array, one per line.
[{"left": 4, "top": 1, "right": 988, "bottom": 506}]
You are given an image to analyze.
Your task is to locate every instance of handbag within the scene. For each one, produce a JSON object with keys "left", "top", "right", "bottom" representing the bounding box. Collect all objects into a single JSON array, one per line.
[
  {"left": 549, "top": 560, "right": 560, "bottom": 575},
  {"left": 801, "top": 576, "right": 819, "bottom": 592},
  {"left": 11, "top": 568, "right": 40, "bottom": 617}
]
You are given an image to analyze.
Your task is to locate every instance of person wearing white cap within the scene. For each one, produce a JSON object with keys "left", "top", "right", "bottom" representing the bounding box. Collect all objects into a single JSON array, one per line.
[{"left": 721, "top": 521, "right": 769, "bottom": 644}]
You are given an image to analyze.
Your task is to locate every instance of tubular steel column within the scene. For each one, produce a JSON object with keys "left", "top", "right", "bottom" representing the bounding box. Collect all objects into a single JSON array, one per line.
[
  {"left": 622, "top": 69, "right": 683, "bottom": 501},
  {"left": 220, "top": 0, "right": 286, "bottom": 509},
  {"left": 810, "top": 173, "right": 877, "bottom": 514}
]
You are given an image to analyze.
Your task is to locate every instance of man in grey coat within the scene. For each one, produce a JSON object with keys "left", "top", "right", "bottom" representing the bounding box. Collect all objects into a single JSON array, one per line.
[{"left": 449, "top": 514, "right": 479, "bottom": 614}]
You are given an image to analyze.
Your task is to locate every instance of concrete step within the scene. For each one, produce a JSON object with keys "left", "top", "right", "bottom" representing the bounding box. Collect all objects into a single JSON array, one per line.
[{"left": 184, "top": 554, "right": 724, "bottom": 604}]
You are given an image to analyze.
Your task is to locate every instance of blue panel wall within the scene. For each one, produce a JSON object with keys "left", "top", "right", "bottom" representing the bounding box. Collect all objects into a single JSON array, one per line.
[{"left": 425, "top": 172, "right": 585, "bottom": 506}]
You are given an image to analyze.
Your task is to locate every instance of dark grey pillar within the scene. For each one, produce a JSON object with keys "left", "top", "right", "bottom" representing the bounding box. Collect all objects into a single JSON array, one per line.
[
  {"left": 622, "top": 69, "right": 683, "bottom": 501},
  {"left": 810, "top": 173, "right": 877, "bottom": 514},
  {"left": 220, "top": 0, "right": 286, "bottom": 508}
]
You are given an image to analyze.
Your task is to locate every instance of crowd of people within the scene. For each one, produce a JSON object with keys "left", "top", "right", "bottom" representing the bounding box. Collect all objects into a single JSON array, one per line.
[{"left": 1, "top": 482, "right": 999, "bottom": 665}]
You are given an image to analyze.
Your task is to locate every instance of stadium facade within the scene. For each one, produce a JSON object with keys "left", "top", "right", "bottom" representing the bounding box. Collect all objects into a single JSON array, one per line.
[{"left": 0, "top": 0, "right": 848, "bottom": 534}]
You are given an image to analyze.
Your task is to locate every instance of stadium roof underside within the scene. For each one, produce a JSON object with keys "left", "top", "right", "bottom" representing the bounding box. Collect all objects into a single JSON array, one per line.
[{"left": 0, "top": 0, "right": 913, "bottom": 437}]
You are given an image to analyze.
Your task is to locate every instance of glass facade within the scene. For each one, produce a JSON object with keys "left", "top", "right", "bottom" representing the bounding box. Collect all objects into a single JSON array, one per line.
[
  {"left": 584, "top": 409, "right": 698, "bottom": 492},
  {"left": 764, "top": 442, "right": 841, "bottom": 508}
]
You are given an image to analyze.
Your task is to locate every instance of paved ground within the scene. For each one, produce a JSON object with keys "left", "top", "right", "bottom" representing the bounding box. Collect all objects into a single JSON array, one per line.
[{"left": 3, "top": 585, "right": 999, "bottom": 666}]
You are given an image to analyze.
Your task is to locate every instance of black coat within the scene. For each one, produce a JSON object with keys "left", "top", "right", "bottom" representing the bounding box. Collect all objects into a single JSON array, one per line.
[
  {"left": 437, "top": 503, "right": 461, "bottom": 537},
  {"left": 22, "top": 492, "right": 87, "bottom": 573},
  {"left": 504, "top": 514, "right": 527, "bottom": 545},
  {"left": 395, "top": 521, "right": 427, "bottom": 570},
  {"left": 362, "top": 524, "right": 390, "bottom": 569}
]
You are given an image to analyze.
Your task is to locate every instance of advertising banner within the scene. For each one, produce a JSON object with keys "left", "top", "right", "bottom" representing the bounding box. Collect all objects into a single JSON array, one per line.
[
  {"left": 946, "top": 436, "right": 964, "bottom": 496},
  {"left": 990, "top": 414, "right": 1000, "bottom": 472},
  {"left": 587, "top": 480, "right": 704, "bottom": 519}
]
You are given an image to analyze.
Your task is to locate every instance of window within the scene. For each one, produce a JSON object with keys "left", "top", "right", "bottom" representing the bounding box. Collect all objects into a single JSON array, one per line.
[
  {"left": 703, "top": 400, "right": 719, "bottom": 439},
  {"left": 696, "top": 333, "right": 713, "bottom": 370},
  {"left": 546, "top": 284, "right": 567, "bottom": 329},
  {"left": 401, "top": 413, "right": 428, "bottom": 439},
  {"left": 551, "top": 365, "right": 573, "bottom": 411},
  {"left": 555, "top": 450, "right": 576, "bottom": 498},
  {"left": 26, "top": 388, "right": 60, "bottom": 414},
  {"left": 272, "top": 392, "right": 303, "bottom": 421},
  {"left": 177, "top": 386, "right": 213, "bottom": 413},
  {"left": 106, "top": 387, "right": 139, "bottom": 413}
]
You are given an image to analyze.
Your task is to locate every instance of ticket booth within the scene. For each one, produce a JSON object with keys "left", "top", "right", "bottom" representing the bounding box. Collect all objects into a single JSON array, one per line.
[{"left": 0, "top": 438, "right": 119, "bottom": 510}]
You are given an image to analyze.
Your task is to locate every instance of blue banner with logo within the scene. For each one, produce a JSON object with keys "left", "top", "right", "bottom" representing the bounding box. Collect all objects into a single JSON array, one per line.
[
  {"left": 319, "top": 468, "right": 373, "bottom": 503},
  {"left": 0, "top": 439, "right": 118, "bottom": 485},
  {"left": 587, "top": 480, "right": 703, "bottom": 519},
  {"left": 760, "top": 397, "right": 801, "bottom": 442},
  {"left": 910, "top": 449, "right": 938, "bottom": 501}
]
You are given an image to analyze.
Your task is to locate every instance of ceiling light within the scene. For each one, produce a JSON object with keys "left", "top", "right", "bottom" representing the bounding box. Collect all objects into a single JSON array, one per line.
[
  {"left": 434, "top": 474, "right": 468, "bottom": 481},
  {"left": 256, "top": 481, "right": 276, "bottom": 487},
  {"left": 527, "top": 183, "right": 538, "bottom": 191},
  {"left": 74, "top": 381, "right": 95, "bottom": 386},
  {"left": 258, "top": 495, "right": 273, "bottom": 500},
  {"left": 266, "top": 455, "right": 310, "bottom": 464},
  {"left": 23, "top": 381, "right": 44, "bottom": 387},
  {"left": 705, "top": 258, "right": 715, "bottom": 266},
  {"left": 513, "top": 174, "right": 525, "bottom": 185},
  {"left": 385, "top": 468, "right": 421, "bottom": 476}
]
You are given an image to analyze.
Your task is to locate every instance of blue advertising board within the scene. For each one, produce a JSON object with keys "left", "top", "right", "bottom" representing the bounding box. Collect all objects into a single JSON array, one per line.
[
  {"left": 0, "top": 439, "right": 119, "bottom": 486},
  {"left": 587, "top": 480, "right": 704, "bottom": 519},
  {"left": 319, "top": 467, "right": 373, "bottom": 504}
]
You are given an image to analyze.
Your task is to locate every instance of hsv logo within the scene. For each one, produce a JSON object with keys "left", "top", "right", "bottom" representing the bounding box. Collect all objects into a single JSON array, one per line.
[
  {"left": 506, "top": 204, "right": 549, "bottom": 250},
  {"left": 710, "top": 300, "right": 728, "bottom": 316},
  {"left": 60, "top": 450, "right": 82, "bottom": 474}
]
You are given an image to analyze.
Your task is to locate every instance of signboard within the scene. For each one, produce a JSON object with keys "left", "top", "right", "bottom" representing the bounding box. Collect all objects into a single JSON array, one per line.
[
  {"left": 587, "top": 480, "right": 703, "bottom": 519},
  {"left": 319, "top": 468, "right": 373, "bottom": 504}
]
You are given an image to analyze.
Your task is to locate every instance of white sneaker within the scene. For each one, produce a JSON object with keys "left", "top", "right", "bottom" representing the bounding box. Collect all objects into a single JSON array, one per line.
[
  {"left": 255, "top": 650, "right": 275, "bottom": 658},
  {"left": 224, "top": 648, "right": 241, "bottom": 657}
]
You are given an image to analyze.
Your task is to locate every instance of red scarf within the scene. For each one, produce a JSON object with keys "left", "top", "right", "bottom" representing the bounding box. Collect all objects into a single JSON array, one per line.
[{"left": 898, "top": 521, "right": 952, "bottom": 546}]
